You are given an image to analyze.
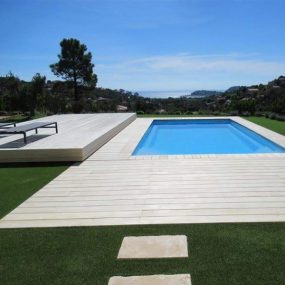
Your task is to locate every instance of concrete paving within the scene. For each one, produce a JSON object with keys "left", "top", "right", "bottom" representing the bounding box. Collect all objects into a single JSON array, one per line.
[
  {"left": 108, "top": 274, "right": 191, "bottom": 285},
  {"left": 117, "top": 235, "right": 188, "bottom": 259}
]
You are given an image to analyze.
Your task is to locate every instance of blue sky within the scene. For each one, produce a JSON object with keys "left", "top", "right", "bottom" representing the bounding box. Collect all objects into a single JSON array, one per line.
[{"left": 0, "top": 0, "right": 285, "bottom": 93}]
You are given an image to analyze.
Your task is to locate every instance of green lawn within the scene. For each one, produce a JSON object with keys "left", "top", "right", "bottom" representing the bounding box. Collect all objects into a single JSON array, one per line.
[
  {"left": 0, "top": 163, "right": 69, "bottom": 218},
  {"left": 0, "top": 116, "right": 285, "bottom": 285},
  {"left": 138, "top": 113, "right": 212, "bottom": 118},
  {"left": 245, "top": 116, "right": 285, "bottom": 136},
  {"left": 1, "top": 223, "right": 284, "bottom": 285}
]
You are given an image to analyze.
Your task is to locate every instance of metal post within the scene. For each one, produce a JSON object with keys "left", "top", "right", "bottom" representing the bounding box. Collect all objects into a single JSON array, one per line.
[{"left": 23, "top": 132, "right": 27, "bottom": 144}]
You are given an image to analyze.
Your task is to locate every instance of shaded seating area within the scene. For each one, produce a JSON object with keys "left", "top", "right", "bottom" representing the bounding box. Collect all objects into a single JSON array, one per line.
[
  {"left": 0, "top": 122, "right": 16, "bottom": 128},
  {"left": 0, "top": 122, "right": 58, "bottom": 144}
]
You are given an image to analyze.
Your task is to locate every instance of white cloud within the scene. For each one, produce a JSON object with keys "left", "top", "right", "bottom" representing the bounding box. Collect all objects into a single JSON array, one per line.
[
  {"left": 118, "top": 53, "right": 285, "bottom": 74},
  {"left": 96, "top": 53, "right": 285, "bottom": 90}
]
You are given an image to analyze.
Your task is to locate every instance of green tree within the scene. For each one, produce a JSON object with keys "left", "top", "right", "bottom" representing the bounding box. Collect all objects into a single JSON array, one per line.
[
  {"left": 50, "top": 38, "right": 97, "bottom": 106},
  {"left": 30, "top": 73, "right": 46, "bottom": 116},
  {"left": 2, "top": 72, "right": 21, "bottom": 111}
]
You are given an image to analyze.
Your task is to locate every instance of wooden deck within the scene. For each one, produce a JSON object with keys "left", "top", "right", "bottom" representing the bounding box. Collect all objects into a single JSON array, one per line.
[
  {"left": 1, "top": 117, "right": 285, "bottom": 228},
  {"left": 0, "top": 113, "right": 136, "bottom": 162}
]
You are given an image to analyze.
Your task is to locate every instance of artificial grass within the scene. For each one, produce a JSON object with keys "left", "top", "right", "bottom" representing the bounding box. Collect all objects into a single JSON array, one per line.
[
  {"left": 137, "top": 113, "right": 210, "bottom": 118},
  {"left": 0, "top": 223, "right": 284, "bottom": 285},
  {"left": 0, "top": 163, "right": 70, "bottom": 218},
  {"left": 245, "top": 116, "right": 285, "bottom": 136}
]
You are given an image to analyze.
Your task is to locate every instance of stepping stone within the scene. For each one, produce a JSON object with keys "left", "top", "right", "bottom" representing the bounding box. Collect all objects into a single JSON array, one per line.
[
  {"left": 117, "top": 235, "right": 188, "bottom": 259},
  {"left": 108, "top": 274, "right": 191, "bottom": 285}
]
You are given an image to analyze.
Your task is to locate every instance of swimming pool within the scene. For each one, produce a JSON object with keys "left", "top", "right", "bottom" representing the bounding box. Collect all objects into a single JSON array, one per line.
[{"left": 132, "top": 119, "right": 285, "bottom": 155}]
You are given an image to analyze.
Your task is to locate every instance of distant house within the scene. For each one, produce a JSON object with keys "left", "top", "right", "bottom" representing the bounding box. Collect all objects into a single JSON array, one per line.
[
  {"left": 116, "top": 105, "right": 128, "bottom": 112},
  {"left": 45, "top": 82, "right": 53, "bottom": 91},
  {"left": 97, "top": 97, "right": 110, "bottom": 101},
  {"left": 247, "top": 88, "right": 259, "bottom": 93},
  {"left": 158, "top": 109, "right": 166, "bottom": 114},
  {"left": 217, "top": 97, "right": 225, "bottom": 103},
  {"left": 225, "top": 99, "right": 232, "bottom": 106}
]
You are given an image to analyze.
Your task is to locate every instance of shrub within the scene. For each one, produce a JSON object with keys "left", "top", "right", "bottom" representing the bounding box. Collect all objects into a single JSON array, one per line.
[
  {"left": 275, "top": 114, "right": 285, "bottom": 121},
  {"left": 230, "top": 110, "right": 239, "bottom": 116},
  {"left": 242, "top": 111, "right": 251, "bottom": 117},
  {"left": 269, "top": 113, "right": 277, "bottom": 120},
  {"left": 24, "top": 111, "right": 31, "bottom": 117},
  {"left": 0, "top": 111, "right": 8, "bottom": 116},
  {"left": 254, "top": 111, "right": 264, "bottom": 117},
  {"left": 11, "top": 111, "right": 21, "bottom": 115},
  {"left": 72, "top": 101, "right": 84, "bottom": 113},
  {"left": 136, "top": 110, "right": 144, "bottom": 115}
]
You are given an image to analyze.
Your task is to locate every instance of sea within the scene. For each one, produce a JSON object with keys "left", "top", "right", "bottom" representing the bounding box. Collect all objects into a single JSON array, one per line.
[{"left": 137, "top": 90, "right": 193, "bottom": 98}]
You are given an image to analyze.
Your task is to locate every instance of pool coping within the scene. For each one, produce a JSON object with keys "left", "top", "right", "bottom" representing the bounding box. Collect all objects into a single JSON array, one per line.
[{"left": 128, "top": 117, "right": 285, "bottom": 160}]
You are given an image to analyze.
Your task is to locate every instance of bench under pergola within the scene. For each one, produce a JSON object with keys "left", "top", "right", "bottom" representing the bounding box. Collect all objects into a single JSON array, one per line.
[{"left": 0, "top": 122, "right": 58, "bottom": 144}]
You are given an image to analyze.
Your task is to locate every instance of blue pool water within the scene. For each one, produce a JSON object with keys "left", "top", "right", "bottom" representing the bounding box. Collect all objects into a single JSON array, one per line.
[{"left": 132, "top": 119, "right": 285, "bottom": 155}]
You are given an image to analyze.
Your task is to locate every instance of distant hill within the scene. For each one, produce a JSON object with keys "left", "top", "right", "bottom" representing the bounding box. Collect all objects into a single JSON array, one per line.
[
  {"left": 225, "top": 86, "right": 241, "bottom": 93},
  {"left": 1, "top": 73, "right": 285, "bottom": 116},
  {"left": 189, "top": 90, "right": 223, "bottom": 97}
]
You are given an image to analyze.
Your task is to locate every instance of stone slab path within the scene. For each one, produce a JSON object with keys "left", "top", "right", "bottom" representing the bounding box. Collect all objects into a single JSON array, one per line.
[
  {"left": 117, "top": 235, "right": 188, "bottom": 259},
  {"left": 108, "top": 274, "right": 191, "bottom": 285},
  {"left": 110, "top": 235, "right": 191, "bottom": 284}
]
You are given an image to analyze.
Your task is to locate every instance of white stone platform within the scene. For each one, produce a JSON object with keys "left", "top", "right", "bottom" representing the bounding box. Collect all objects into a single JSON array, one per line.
[{"left": 0, "top": 113, "right": 136, "bottom": 162}]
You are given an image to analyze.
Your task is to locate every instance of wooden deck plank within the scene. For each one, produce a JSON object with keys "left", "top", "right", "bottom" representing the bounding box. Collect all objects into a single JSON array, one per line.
[
  {"left": 32, "top": 191, "right": 285, "bottom": 198},
  {"left": 4, "top": 208, "right": 285, "bottom": 221},
  {"left": 1, "top": 215, "right": 285, "bottom": 229},
  {"left": 0, "top": 113, "right": 136, "bottom": 162}
]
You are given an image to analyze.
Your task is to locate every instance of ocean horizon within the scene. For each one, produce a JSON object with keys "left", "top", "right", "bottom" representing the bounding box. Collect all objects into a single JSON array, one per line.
[
  {"left": 137, "top": 90, "right": 193, "bottom": 98},
  {"left": 136, "top": 89, "right": 225, "bottom": 98}
]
